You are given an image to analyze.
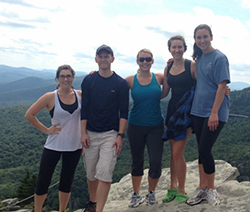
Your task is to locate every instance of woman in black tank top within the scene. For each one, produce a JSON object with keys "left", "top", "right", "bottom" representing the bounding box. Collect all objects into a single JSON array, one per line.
[{"left": 161, "top": 35, "right": 197, "bottom": 204}]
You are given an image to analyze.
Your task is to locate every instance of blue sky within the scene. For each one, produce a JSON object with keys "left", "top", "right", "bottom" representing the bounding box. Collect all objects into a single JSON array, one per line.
[{"left": 0, "top": 0, "right": 250, "bottom": 83}]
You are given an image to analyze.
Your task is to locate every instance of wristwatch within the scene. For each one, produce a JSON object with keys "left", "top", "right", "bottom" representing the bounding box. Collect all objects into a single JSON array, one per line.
[{"left": 117, "top": 133, "right": 125, "bottom": 138}]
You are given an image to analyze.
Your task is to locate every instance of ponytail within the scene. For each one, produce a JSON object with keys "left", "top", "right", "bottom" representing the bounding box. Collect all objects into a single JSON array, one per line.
[{"left": 192, "top": 43, "right": 202, "bottom": 61}]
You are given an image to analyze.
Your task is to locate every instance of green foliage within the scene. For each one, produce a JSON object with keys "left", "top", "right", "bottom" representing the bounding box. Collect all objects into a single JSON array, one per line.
[
  {"left": 16, "top": 170, "right": 37, "bottom": 206},
  {"left": 0, "top": 88, "right": 250, "bottom": 210}
]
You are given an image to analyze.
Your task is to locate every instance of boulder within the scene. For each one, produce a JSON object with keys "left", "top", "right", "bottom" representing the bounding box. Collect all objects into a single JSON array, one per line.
[{"left": 104, "top": 160, "right": 250, "bottom": 212}]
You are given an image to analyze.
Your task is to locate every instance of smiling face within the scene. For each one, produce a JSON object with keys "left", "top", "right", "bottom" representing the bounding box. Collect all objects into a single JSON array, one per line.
[
  {"left": 95, "top": 50, "right": 114, "bottom": 71},
  {"left": 195, "top": 28, "right": 213, "bottom": 53},
  {"left": 137, "top": 51, "right": 154, "bottom": 72},
  {"left": 169, "top": 39, "right": 186, "bottom": 60},
  {"left": 57, "top": 69, "right": 74, "bottom": 88}
]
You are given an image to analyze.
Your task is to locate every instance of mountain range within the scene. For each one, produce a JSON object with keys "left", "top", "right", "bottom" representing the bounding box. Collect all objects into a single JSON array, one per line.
[
  {"left": 0, "top": 63, "right": 250, "bottom": 210},
  {"left": 0, "top": 65, "right": 86, "bottom": 107},
  {"left": 1, "top": 64, "right": 249, "bottom": 91}
]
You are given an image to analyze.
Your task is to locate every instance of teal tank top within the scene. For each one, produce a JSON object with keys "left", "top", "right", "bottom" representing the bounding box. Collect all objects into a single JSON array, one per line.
[{"left": 128, "top": 73, "right": 164, "bottom": 126}]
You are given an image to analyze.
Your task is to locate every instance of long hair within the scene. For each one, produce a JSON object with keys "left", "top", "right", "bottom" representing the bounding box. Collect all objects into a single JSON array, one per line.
[
  {"left": 136, "top": 49, "right": 153, "bottom": 73},
  {"left": 55, "top": 65, "right": 75, "bottom": 89},
  {"left": 192, "top": 24, "right": 213, "bottom": 61}
]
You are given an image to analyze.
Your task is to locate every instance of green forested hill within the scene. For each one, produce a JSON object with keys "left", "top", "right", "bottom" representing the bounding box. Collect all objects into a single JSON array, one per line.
[
  {"left": 0, "top": 87, "right": 250, "bottom": 210},
  {"left": 0, "top": 76, "right": 84, "bottom": 107}
]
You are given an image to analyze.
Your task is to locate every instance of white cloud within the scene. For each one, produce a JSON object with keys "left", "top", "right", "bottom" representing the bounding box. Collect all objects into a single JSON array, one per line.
[
  {"left": 239, "top": 0, "right": 250, "bottom": 8},
  {"left": 0, "top": 1, "right": 250, "bottom": 83}
]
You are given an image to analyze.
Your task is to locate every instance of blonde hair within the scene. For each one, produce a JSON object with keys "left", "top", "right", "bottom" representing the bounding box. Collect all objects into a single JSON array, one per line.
[{"left": 136, "top": 49, "right": 153, "bottom": 73}]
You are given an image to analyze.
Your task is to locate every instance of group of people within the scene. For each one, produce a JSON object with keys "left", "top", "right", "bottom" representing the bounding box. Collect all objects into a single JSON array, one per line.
[{"left": 25, "top": 24, "right": 230, "bottom": 212}]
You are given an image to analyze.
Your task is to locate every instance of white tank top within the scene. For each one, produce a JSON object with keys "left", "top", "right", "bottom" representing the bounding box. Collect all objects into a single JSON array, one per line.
[{"left": 44, "top": 90, "right": 82, "bottom": 151}]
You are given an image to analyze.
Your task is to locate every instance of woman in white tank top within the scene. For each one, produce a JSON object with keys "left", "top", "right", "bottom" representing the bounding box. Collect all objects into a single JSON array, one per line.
[{"left": 25, "top": 65, "right": 82, "bottom": 212}]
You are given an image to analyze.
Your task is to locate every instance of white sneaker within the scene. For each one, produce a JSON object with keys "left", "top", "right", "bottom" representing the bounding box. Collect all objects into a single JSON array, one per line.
[
  {"left": 186, "top": 187, "right": 207, "bottom": 206},
  {"left": 146, "top": 191, "right": 158, "bottom": 205},
  {"left": 206, "top": 188, "right": 220, "bottom": 205},
  {"left": 128, "top": 192, "right": 144, "bottom": 208}
]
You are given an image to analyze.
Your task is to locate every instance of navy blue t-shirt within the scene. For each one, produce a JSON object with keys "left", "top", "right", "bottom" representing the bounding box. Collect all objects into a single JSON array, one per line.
[{"left": 81, "top": 71, "right": 129, "bottom": 132}]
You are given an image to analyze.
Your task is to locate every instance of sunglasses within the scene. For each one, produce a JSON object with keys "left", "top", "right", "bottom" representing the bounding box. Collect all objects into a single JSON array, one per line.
[{"left": 138, "top": 57, "right": 152, "bottom": 62}]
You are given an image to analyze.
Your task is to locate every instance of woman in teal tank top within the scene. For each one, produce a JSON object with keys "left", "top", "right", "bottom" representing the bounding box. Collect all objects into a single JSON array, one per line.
[{"left": 126, "top": 49, "right": 166, "bottom": 208}]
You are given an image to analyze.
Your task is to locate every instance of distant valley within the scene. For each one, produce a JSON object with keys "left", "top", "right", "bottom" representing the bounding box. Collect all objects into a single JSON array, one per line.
[
  {"left": 0, "top": 65, "right": 86, "bottom": 107},
  {"left": 0, "top": 64, "right": 249, "bottom": 108}
]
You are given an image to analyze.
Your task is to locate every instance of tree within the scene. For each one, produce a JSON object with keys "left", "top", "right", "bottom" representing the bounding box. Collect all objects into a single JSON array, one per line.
[{"left": 16, "top": 169, "right": 37, "bottom": 206}]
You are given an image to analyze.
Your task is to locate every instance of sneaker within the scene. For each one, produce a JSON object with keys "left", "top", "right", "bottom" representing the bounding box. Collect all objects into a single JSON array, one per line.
[
  {"left": 146, "top": 191, "right": 158, "bottom": 205},
  {"left": 83, "top": 201, "right": 96, "bottom": 212},
  {"left": 186, "top": 187, "right": 207, "bottom": 206},
  {"left": 207, "top": 188, "right": 220, "bottom": 205},
  {"left": 128, "top": 192, "right": 144, "bottom": 208}
]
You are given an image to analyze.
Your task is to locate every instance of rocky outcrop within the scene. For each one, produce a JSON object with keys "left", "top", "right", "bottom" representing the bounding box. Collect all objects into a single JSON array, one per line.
[
  {"left": 3, "top": 160, "right": 250, "bottom": 212},
  {"left": 104, "top": 160, "right": 250, "bottom": 212},
  {"left": 1, "top": 198, "right": 21, "bottom": 211}
]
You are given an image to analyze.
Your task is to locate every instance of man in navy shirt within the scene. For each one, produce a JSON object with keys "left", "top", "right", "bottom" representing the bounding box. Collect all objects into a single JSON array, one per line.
[{"left": 81, "top": 45, "right": 129, "bottom": 212}]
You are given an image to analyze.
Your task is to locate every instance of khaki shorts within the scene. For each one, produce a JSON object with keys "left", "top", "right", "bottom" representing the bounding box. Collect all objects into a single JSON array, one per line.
[{"left": 83, "top": 130, "right": 118, "bottom": 182}]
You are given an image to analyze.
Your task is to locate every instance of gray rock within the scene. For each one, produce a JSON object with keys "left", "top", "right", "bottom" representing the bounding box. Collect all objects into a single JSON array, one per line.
[
  {"left": 2, "top": 198, "right": 19, "bottom": 207},
  {"left": 105, "top": 160, "right": 250, "bottom": 212},
  {"left": 7, "top": 160, "right": 249, "bottom": 212},
  {"left": 1, "top": 198, "right": 21, "bottom": 211}
]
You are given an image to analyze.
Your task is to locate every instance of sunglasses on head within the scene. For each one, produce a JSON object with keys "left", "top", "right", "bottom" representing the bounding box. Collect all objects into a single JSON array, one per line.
[{"left": 138, "top": 57, "right": 152, "bottom": 62}]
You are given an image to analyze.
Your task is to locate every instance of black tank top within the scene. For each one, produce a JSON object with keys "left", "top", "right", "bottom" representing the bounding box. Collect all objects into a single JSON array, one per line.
[
  {"left": 49, "top": 91, "right": 78, "bottom": 118},
  {"left": 165, "top": 59, "right": 196, "bottom": 125},
  {"left": 167, "top": 59, "right": 196, "bottom": 100}
]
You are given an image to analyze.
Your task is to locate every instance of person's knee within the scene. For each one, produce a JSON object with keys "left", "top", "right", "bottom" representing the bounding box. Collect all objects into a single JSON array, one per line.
[
  {"left": 96, "top": 169, "right": 113, "bottom": 182},
  {"left": 198, "top": 147, "right": 210, "bottom": 160},
  {"left": 149, "top": 163, "right": 162, "bottom": 179},
  {"left": 131, "top": 161, "right": 144, "bottom": 176},
  {"left": 35, "top": 183, "right": 49, "bottom": 195},
  {"left": 59, "top": 180, "right": 72, "bottom": 193},
  {"left": 172, "top": 150, "right": 184, "bottom": 162},
  {"left": 131, "top": 167, "right": 144, "bottom": 176}
]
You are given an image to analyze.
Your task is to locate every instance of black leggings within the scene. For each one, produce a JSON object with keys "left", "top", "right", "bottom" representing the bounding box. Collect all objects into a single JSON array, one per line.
[
  {"left": 127, "top": 123, "right": 164, "bottom": 179},
  {"left": 35, "top": 148, "right": 81, "bottom": 195},
  {"left": 192, "top": 116, "right": 225, "bottom": 174}
]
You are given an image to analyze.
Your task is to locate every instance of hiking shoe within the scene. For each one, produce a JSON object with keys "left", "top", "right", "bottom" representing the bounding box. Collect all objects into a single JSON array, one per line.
[
  {"left": 207, "top": 188, "right": 220, "bottom": 205},
  {"left": 128, "top": 192, "right": 144, "bottom": 208},
  {"left": 186, "top": 187, "right": 207, "bottom": 206},
  {"left": 162, "top": 188, "right": 178, "bottom": 203},
  {"left": 146, "top": 191, "right": 158, "bottom": 205},
  {"left": 83, "top": 201, "right": 96, "bottom": 212}
]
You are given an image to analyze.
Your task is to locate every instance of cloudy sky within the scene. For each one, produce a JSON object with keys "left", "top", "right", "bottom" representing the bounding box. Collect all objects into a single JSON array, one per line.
[{"left": 0, "top": 0, "right": 250, "bottom": 83}]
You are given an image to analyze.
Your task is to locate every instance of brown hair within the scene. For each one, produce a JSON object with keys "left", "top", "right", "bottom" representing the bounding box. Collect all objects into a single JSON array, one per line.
[
  {"left": 192, "top": 24, "right": 213, "bottom": 60},
  {"left": 168, "top": 35, "right": 187, "bottom": 51},
  {"left": 55, "top": 65, "right": 75, "bottom": 89}
]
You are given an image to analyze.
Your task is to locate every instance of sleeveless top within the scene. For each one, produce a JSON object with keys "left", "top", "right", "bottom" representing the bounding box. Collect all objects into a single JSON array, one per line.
[
  {"left": 50, "top": 92, "right": 78, "bottom": 118},
  {"left": 44, "top": 90, "right": 82, "bottom": 151},
  {"left": 165, "top": 59, "right": 196, "bottom": 125},
  {"left": 128, "top": 73, "right": 164, "bottom": 126}
]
